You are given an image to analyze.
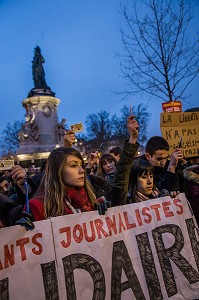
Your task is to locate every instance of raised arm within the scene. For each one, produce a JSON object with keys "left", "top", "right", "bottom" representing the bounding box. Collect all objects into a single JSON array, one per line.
[
  {"left": 111, "top": 116, "right": 139, "bottom": 206},
  {"left": 127, "top": 115, "right": 139, "bottom": 144},
  {"left": 64, "top": 130, "right": 76, "bottom": 147}
]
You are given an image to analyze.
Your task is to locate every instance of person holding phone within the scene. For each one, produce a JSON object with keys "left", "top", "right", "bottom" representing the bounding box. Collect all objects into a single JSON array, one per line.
[{"left": 111, "top": 116, "right": 180, "bottom": 206}]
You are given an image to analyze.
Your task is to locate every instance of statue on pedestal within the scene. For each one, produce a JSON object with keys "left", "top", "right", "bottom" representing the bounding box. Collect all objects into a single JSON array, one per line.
[
  {"left": 25, "top": 103, "right": 35, "bottom": 124},
  {"left": 32, "top": 46, "right": 48, "bottom": 89},
  {"left": 28, "top": 46, "right": 55, "bottom": 97},
  {"left": 18, "top": 121, "right": 39, "bottom": 142}
]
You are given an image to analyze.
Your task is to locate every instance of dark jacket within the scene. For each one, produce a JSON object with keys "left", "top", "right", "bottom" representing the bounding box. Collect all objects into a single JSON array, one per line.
[
  {"left": 0, "top": 193, "right": 23, "bottom": 227},
  {"left": 88, "top": 174, "right": 112, "bottom": 201},
  {"left": 183, "top": 164, "right": 199, "bottom": 201},
  {"left": 111, "top": 142, "right": 139, "bottom": 206},
  {"left": 183, "top": 164, "right": 199, "bottom": 226}
]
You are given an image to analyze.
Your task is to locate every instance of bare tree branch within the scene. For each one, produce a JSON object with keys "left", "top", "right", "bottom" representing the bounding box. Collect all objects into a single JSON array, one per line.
[{"left": 118, "top": 0, "right": 199, "bottom": 102}]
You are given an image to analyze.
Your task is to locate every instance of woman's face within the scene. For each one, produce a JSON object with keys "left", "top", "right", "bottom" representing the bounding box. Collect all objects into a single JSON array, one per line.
[
  {"left": 137, "top": 172, "right": 153, "bottom": 195},
  {"left": 102, "top": 159, "right": 116, "bottom": 175},
  {"left": 62, "top": 155, "right": 85, "bottom": 188}
]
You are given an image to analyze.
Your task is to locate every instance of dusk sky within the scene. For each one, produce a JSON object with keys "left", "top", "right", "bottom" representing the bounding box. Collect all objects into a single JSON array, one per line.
[{"left": 0, "top": 0, "right": 199, "bottom": 141}]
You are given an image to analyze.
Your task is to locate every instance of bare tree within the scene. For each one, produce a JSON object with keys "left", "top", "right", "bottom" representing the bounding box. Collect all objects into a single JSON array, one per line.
[
  {"left": 112, "top": 104, "right": 150, "bottom": 144},
  {"left": 0, "top": 121, "right": 23, "bottom": 156},
  {"left": 85, "top": 110, "right": 112, "bottom": 146},
  {"left": 119, "top": 0, "right": 199, "bottom": 102}
]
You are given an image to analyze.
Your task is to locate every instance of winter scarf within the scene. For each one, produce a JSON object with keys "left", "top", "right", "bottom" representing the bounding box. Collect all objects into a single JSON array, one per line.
[
  {"left": 134, "top": 188, "right": 159, "bottom": 203},
  {"left": 66, "top": 187, "right": 94, "bottom": 213}
]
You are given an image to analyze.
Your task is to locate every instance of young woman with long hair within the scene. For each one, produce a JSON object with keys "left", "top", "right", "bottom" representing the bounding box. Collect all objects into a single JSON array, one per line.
[
  {"left": 128, "top": 158, "right": 159, "bottom": 203},
  {"left": 27, "top": 147, "right": 97, "bottom": 221},
  {"left": 96, "top": 153, "right": 117, "bottom": 184}
]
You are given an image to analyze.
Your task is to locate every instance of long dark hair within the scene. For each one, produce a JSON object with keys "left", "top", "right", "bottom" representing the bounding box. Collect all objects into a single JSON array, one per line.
[
  {"left": 96, "top": 153, "right": 117, "bottom": 178},
  {"left": 129, "top": 158, "right": 154, "bottom": 200},
  {"left": 35, "top": 147, "right": 96, "bottom": 218}
]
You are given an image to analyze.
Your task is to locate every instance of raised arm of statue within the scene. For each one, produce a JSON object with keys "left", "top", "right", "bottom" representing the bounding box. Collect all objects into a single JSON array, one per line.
[{"left": 32, "top": 46, "right": 48, "bottom": 89}]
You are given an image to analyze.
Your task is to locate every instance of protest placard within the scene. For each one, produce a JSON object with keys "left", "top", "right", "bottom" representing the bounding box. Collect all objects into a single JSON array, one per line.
[
  {"left": 70, "top": 123, "right": 84, "bottom": 133},
  {"left": 1, "top": 194, "right": 199, "bottom": 300},
  {"left": 160, "top": 111, "right": 199, "bottom": 157},
  {"left": 0, "top": 219, "right": 57, "bottom": 300},
  {"left": 51, "top": 193, "right": 199, "bottom": 300},
  {"left": 162, "top": 101, "right": 182, "bottom": 113},
  {"left": 0, "top": 160, "right": 14, "bottom": 171}
]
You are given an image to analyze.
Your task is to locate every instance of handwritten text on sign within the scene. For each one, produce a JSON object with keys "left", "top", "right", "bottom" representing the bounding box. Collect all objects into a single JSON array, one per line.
[
  {"left": 0, "top": 194, "right": 199, "bottom": 299},
  {"left": 160, "top": 112, "right": 199, "bottom": 157}
]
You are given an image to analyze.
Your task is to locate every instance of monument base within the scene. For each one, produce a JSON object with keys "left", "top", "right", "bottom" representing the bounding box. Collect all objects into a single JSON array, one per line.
[{"left": 28, "top": 87, "right": 55, "bottom": 97}]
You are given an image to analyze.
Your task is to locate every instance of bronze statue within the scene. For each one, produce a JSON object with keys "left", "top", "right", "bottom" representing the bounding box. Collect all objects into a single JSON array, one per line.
[
  {"left": 28, "top": 46, "right": 55, "bottom": 97},
  {"left": 32, "top": 46, "right": 48, "bottom": 88}
]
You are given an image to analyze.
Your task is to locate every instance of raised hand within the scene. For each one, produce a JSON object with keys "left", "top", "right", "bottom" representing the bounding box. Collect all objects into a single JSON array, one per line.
[
  {"left": 87, "top": 152, "right": 99, "bottom": 168},
  {"left": 167, "top": 148, "right": 183, "bottom": 173},
  {"left": 64, "top": 130, "right": 76, "bottom": 147},
  {"left": 11, "top": 165, "right": 27, "bottom": 187},
  {"left": 94, "top": 196, "right": 110, "bottom": 215},
  {"left": 127, "top": 115, "right": 139, "bottom": 144}
]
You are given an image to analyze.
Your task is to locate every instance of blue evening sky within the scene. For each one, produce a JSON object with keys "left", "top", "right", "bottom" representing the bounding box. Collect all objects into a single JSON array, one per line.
[{"left": 0, "top": 0, "right": 198, "bottom": 139}]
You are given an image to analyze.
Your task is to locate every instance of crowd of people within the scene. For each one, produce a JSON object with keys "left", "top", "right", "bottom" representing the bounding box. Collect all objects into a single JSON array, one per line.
[{"left": 0, "top": 115, "right": 198, "bottom": 229}]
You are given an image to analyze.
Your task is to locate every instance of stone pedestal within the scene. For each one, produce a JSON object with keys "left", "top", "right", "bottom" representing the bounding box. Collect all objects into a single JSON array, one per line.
[{"left": 16, "top": 94, "right": 66, "bottom": 162}]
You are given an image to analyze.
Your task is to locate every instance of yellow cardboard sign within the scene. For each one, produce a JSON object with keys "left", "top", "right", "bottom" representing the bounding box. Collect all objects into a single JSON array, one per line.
[
  {"left": 0, "top": 160, "right": 14, "bottom": 171},
  {"left": 160, "top": 112, "right": 199, "bottom": 157},
  {"left": 70, "top": 122, "right": 84, "bottom": 133}
]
